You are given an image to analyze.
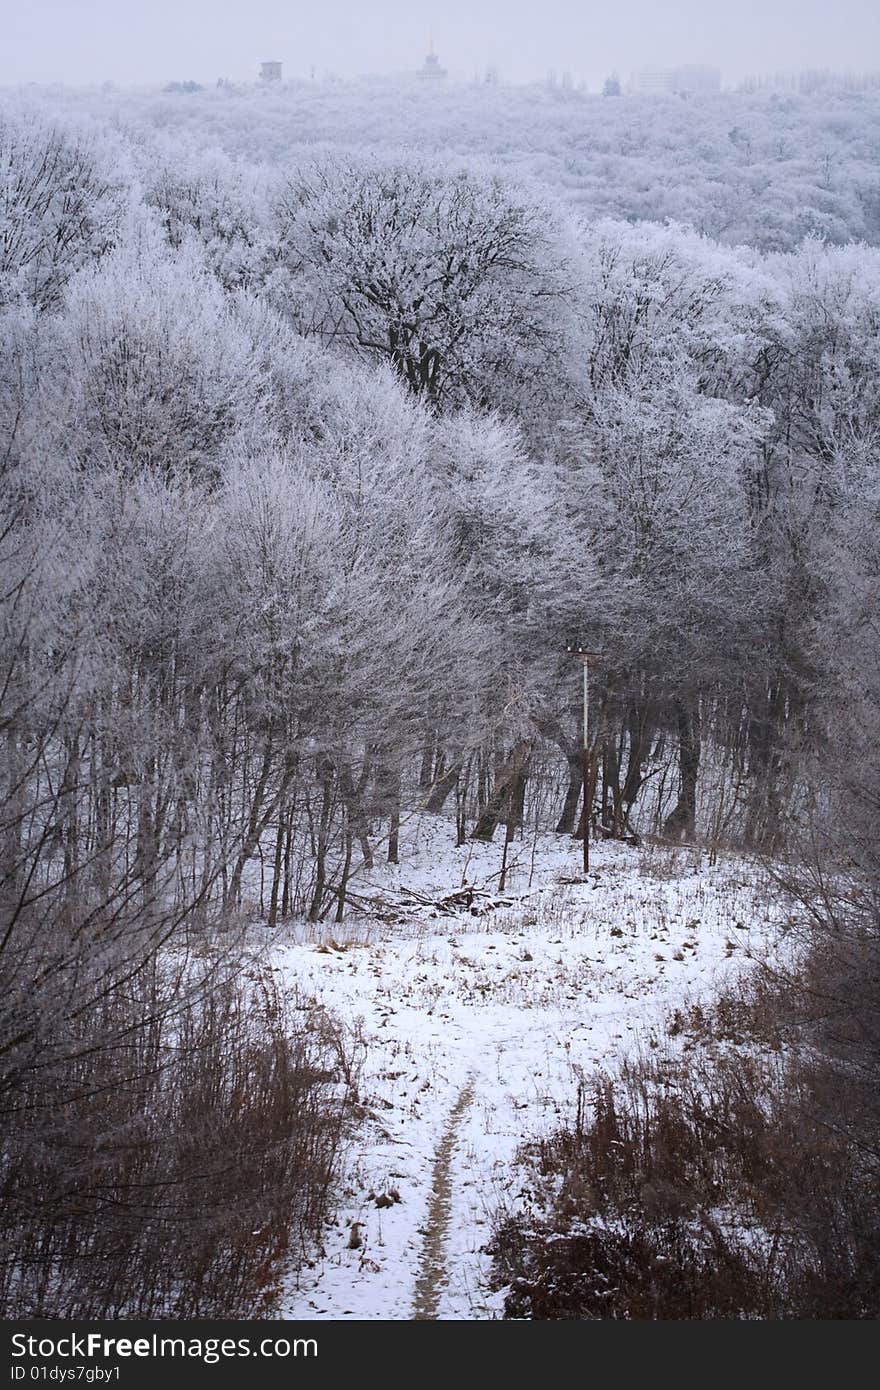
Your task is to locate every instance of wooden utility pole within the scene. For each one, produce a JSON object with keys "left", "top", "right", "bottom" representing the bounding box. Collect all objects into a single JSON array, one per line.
[{"left": 566, "top": 647, "right": 604, "bottom": 875}]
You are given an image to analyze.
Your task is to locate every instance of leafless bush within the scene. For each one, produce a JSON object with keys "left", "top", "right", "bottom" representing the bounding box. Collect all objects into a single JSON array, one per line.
[
  {"left": 0, "top": 950, "right": 360, "bottom": 1318},
  {"left": 489, "top": 991, "right": 880, "bottom": 1319}
]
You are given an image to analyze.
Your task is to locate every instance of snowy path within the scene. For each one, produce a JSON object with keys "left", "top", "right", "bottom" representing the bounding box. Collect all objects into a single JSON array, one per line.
[
  {"left": 269, "top": 819, "right": 779, "bottom": 1320},
  {"left": 412, "top": 1077, "right": 476, "bottom": 1319}
]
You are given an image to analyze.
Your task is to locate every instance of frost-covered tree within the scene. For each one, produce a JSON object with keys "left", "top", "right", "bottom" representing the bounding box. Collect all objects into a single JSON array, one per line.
[
  {"left": 55, "top": 231, "right": 268, "bottom": 478},
  {"left": 274, "top": 157, "right": 567, "bottom": 410},
  {"left": 0, "top": 107, "right": 123, "bottom": 310},
  {"left": 137, "top": 134, "right": 274, "bottom": 290},
  {"left": 574, "top": 353, "right": 768, "bottom": 838}
]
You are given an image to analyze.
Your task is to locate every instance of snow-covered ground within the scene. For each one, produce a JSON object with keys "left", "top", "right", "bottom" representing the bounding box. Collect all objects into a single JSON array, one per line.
[{"left": 261, "top": 816, "right": 781, "bottom": 1321}]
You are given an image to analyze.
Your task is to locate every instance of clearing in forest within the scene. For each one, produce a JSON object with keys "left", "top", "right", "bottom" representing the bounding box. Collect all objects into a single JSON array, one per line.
[{"left": 270, "top": 817, "right": 781, "bottom": 1320}]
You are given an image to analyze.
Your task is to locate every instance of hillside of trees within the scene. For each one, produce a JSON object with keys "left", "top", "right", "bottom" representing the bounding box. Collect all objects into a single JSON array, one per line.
[{"left": 1, "top": 85, "right": 878, "bottom": 1316}]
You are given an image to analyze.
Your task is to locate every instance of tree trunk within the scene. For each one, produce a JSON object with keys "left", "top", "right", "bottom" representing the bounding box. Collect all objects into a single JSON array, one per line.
[
  {"left": 551, "top": 753, "right": 577, "bottom": 834},
  {"left": 426, "top": 758, "right": 459, "bottom": 813},
  {"left": 471, "top": 740, "right": 532, "bottom": 842},
  {"left": 339, "top": 758, "right": 373, "bottom": 869},
  {"left": 574, "top": 741, "right": 601, "bottom": 841},
  {"left": 229, "top": 745, "right": 282, "bottom": 909},
  {"left": 136, "top": 754, "right": 159, "bottom": 916},
  {"left": 621, "top": 702, "right": 654, "bottom": 825},
  {"left": 268, "top": 809, "right": 285, "bottom": 927},
  {"left": 335, "top": 826, "right": 353, "bottom": 924},
  {"left": 374, "top": 762, "right": 400, "bottom": 864},
  {"left": 388, "top": 800, "right": 400, "bottom": 865},
  {"left": 419, "top": 741, "right": 434, "bottom": 791},
  {"left": 662, "top": 702, "right": 701, "bottom": 841},
  {"left": 281, "top": 820, "right": 293, "bottom": 917},
  {"left": 307, "top": 760, "right": 335, "bottom": 922}
]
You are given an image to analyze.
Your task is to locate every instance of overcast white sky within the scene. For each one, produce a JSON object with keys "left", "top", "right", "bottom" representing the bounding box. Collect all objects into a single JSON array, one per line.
[{"left": 2, "top": 0, "right": 878, "bottom": 89}]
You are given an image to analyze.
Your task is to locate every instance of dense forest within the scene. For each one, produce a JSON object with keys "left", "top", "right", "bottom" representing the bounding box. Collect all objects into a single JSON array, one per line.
[
  {"left": 39, "top": 77, "right": 880, "bottom": 247},
  {"left": 1, "top": 78, "right": 878, "bottom": 1317}
]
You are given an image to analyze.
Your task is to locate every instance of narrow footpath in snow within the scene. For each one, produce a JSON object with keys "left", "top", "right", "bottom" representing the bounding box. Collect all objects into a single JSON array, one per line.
[
  {"left": 412, "top": 1078, "right": 476, "bottom": 1319},
  {"left": 271, "top": 817, "right": 781, "bottom": 1320}
]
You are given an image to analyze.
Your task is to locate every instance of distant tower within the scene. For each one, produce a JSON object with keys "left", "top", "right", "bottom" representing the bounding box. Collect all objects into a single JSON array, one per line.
[
  {"left": 418, "top": 37, "right": 447, "bottom": 79},
  {"left": 260, "top": 61, "right": 282, "bottom": 82}
]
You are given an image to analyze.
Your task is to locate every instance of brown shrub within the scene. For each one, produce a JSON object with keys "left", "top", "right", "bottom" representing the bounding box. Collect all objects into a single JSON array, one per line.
[
  {"left": 489, "top": 994, "right": 880, "bottom": 1319},
  {"left": 0, "top": 961, "right": 360, "bottom": 1318}
]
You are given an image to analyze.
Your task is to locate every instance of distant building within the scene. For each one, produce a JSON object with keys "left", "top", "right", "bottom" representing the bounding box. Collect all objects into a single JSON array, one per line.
[
  {"left": 632, "top": 69, "right": 672, "bottom": 96},
  {"left": 631, "top": 65, "right": 720, "bottom": 96},
  {"left": 260, "top": 61, "right": 282, "bottom": 82},
  {"left": 418, "top": 40, "right": 447, "bottom": 80}
]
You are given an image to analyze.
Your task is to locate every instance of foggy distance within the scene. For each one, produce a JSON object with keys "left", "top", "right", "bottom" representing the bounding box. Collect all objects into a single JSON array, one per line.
[{"left": 3, "top": 0, "right": 880, "bottom": 88}]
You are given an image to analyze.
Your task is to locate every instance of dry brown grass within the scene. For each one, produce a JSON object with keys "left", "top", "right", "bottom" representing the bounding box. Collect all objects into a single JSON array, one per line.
[
  {"left": 0, "top": 962, "right": 361, "bottom": 1318},
  {"left": 489, "top": 930, "right": 880, "bottom": 1320}
]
